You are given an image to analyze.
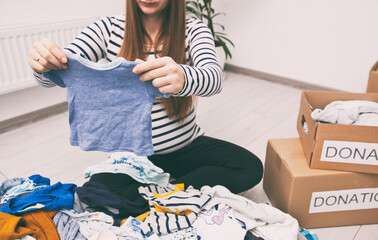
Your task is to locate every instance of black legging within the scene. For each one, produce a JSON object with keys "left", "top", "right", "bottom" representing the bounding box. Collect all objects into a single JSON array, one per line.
[{"left": 90, "top": 136, "right": 263, "bottom": 201}]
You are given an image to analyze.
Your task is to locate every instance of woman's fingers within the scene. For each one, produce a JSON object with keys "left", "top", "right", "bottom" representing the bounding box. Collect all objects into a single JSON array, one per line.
[
  {"left": 152, "top": 75, "right": 183, "bottom": 94},
  {"left": 29, "top": 47, "right": 61, "bottom": 72},
  {"left": 28, "top": 56, "right": 52, "bottom": 74},
  {"left": 134, "top": 58, "right": 145, "bottom": 64},
  {"left": 29, "top": 48, "right": 42, "bottom": 61},
  {"left": 28, "top": 48, "right": 47, "bottom": 73},
  {"left": 133, "top": 57, "right": 170, "bottom": 74},
  {"left": 41, "top": 38, "right": 67, "bottom": 64},
  {"left": 132, "top": 56, "right": 185, "bottom": 94},
  {"left": 35, "top": 40, "right": 65, "bottom": 68},
  {"left": 28, "top": 38, "right": 67, "bottom": 73},
  {"left": 156, "top": 85, "right": 173, "bottom": 94},
  {"left": 151, "top": 76, "right": 171, "bottom": 88},
  {"left": 38, "top": 57, "right": 62, "bottom": 70},
  {"left": 139, "top": 66, "right": 169, "bottom": 82}
]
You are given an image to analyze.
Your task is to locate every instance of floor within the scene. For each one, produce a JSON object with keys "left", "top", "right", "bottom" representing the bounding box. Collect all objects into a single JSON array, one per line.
[{"left": 0, "top": 71, "right": 377, "bottom": 239}]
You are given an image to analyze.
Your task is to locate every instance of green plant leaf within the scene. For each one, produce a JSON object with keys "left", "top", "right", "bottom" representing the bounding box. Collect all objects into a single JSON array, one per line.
[
  {"left": 214, "top": 31, "right": 227, "bottom": 36},
  {"left": 210, "top": 12, "right": 225, "bottom": 19},
  {"left": 217, "top": 35, "right": 235, "bottom": 47},
  {"left": 216, "top": 38, "right": 232, "bottom": 59},
  {"left": 186, "top": 0, "right": 234, "bottom": 59},
  {"left": 187, "top": 0, "right": 203, "bottom": 17},
  {"left": 199, "top": 3, "right": 205, "bottom": 12},
  {"left": 213, "top": 23, "right": 225, "bottom": 31},
  {"left": 202, "top": 14, "right": 211, "bottom": 21},
  {"left": 186, "top": 1, "right": 199, "bottom": 9},
  {"left": 186, "top": 6, "right": 199, "bottom": 16}
]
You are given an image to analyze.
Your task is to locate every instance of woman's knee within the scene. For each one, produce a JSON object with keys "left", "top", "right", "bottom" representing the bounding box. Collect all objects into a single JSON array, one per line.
[
  {"left": 237, "top": 152, "right": 264, "bottom": 192},
  {"left": 248, "top": 154, "right": 264, "bottom": 185}
]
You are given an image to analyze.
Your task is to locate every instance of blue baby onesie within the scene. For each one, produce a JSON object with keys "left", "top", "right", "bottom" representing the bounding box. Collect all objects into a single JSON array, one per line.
[{"left": 43, "top": 52, "right": 170, "bottom": 156}]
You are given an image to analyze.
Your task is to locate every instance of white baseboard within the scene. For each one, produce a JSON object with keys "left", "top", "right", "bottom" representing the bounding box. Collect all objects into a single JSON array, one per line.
[
  {"left": 0, "top": 86, "right": 67, "bottom": 133},
  {"left": 224, "top": 63, "right": 338, "bottom": 92}
]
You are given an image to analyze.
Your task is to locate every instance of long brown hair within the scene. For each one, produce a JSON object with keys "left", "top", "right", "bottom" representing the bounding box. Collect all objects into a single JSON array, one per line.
[{"left": 118, "top": 0, "right": 193, "bottom": 121}]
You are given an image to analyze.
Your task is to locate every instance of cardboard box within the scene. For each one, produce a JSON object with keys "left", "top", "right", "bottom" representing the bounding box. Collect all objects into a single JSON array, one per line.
[
  {"left": 367, "top": 61, "right": 378, "bottom": 93},
  {"left": 263, "top": 138, "right": 378, "bottom": 228},
  {"left": 297, "top": 91, "right": 378, "bottom": 174}
]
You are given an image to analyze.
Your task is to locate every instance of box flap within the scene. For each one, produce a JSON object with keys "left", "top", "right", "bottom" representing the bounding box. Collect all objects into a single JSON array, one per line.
[
  {"left": 370, "top": 60, "right": 378, "bottom": 72},
  {"left": 367, "top": 61, "right": 378, "bottom": 93}
]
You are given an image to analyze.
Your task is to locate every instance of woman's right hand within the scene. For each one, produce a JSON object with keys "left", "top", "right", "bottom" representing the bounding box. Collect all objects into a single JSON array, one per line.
[{"left": 28, "top": 38, "right": 68, "bottom": 74}]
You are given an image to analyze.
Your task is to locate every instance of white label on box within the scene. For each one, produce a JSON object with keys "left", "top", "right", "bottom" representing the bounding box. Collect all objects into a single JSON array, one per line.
[
  {"left": 320, "top": 140, "right": 378, "bottom": 165},
  {"left": 309, "top": 188, "right": 378, "bottom": 213}
]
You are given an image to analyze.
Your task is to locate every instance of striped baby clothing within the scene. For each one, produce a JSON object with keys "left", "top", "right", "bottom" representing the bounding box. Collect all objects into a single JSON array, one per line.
[{"left": 138, "top": 184, "right": 212, "bottom": 235}]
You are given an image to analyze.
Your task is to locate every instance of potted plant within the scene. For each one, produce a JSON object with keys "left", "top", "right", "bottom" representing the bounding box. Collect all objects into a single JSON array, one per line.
[{"left": 186, "top": 0, "right": 234, "bottom": 69}]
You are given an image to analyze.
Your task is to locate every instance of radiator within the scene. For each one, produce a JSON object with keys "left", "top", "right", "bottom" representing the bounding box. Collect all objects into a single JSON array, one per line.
[{"left": 0, "top": 18, "right": 96, "bottom": 95}]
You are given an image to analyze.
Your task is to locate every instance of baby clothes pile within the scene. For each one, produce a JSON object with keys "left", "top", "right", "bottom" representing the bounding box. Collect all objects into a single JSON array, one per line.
[{"left": 0, "top": 152, "right": 316, "bottom": 240}]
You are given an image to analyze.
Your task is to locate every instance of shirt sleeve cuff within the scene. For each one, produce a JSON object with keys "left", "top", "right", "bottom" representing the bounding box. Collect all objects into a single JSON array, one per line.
[
  {"left": 33, "top": 71, "right": 57, "bottom": 87},
  {"left": 173, "top": 64, "right": 190, "bottom": 96}
]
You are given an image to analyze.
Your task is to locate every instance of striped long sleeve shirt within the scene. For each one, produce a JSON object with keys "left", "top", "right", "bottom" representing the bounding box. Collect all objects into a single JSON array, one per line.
[{"left": 33, "top": 14, "right": 223, "bottom": 154}]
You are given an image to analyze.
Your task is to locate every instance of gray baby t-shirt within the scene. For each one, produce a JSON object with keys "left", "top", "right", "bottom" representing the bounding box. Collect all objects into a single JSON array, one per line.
[{"left": 43, "top": 51, "right": 170, "bottom": 156}]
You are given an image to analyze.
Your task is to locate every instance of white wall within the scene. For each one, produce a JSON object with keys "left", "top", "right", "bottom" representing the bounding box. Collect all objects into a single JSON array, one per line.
[
  {"left": 0, "top": 0, "right": 125, "bottom": 94},
  {"left": 2, "top": 0, "right": 377, "bottom": 92},
  {"left": 214, "top": 0, "right": 378, "bottom": 92},
  {"left": 0, "top": 0, "right": 125, "bottom": 27}
]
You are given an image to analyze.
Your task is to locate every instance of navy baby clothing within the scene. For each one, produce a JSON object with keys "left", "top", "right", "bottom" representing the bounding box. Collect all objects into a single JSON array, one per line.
[
  {"left": 75, "top": 181, "right": 149, "bottom": 219},
  {"left": 43, "top": 52, "right": 170, "bottom": 156}
]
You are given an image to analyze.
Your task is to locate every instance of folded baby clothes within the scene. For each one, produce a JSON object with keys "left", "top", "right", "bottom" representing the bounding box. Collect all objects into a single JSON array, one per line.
[
  {"left": 138, "top": 184, "right": 212, "bottom": 235},
  {"left": 159, "top": 227, "right": 198, "bottom": 240},
  {"left": 0, "top": 182, "right": 76, "bottom": 215},
  {"left": 353, "top": 112, "right": 378, "bottom": 126},
  {"left": 53, "top": 211, "right": 86, "bottom": 240},
  {"left": 84, "top": 152, "right": 170, "bottom": 187},
  {"left": 120, "top": 217, "right": 159, "bottom": 240},
  {"left": 59, "top": 210, "right": 159, "bottom": 240},
  {"left": 75, "top": 181, "right": 149, "bottom": 218},
  {"left": 311, "top": 100, "right": 378, "bottom": 126},
  {"left": 0, "top": 210, "right": 59, "bottom": 240},
  {"left": 59, "top": 210, "right": 116, "bottom": 240},
  {"left": 200, "top": 185, "right": 299, "bottom": 240},
  {"left": 192, "top": 203, "right": 247, "bottom": 240},
  {"left": 43, "top": 51, "right": 170, "bottom": 156},
  {"left": 0, "top": 175, "right": 50, "bottom": 206}
]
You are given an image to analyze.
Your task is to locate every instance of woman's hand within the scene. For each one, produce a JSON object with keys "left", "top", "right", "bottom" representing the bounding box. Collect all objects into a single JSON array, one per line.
[
  {"left": 132, "top": 56, "right": 185, "bottom": 94},
  {"left": 28, "top": 38, "right": 68, "bottom": 74}
]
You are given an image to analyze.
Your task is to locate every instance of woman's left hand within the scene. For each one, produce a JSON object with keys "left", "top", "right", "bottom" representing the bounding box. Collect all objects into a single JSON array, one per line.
[{"left": 132, "top": 56, "right": 185, "bottom": 94}]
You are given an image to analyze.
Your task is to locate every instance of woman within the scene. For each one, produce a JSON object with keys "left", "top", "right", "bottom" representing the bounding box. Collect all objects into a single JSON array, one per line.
[{"left": 28, "top": 0, "right": 263, "bottom": 203}]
